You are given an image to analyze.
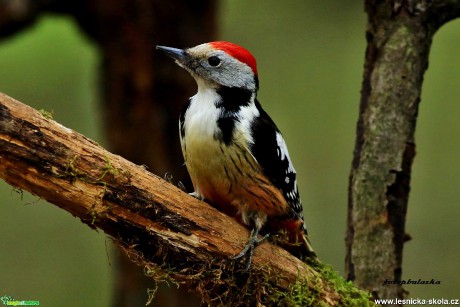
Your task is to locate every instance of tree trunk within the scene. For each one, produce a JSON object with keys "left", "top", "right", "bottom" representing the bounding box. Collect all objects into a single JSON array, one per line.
[{"left": 346, "top": 0, "right": 460, "bottom": 303}]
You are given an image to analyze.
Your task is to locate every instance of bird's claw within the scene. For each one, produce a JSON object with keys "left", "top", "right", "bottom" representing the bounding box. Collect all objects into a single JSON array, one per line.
[
  {"left": 232, "top": 229, "right": 269, "bottom": 271},
  {"left": 189, "top": 191, "right": 204, "bottom": 200}
]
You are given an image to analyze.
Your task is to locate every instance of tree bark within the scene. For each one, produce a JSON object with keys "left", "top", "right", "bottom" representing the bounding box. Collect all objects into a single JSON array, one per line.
[
  {"left": 347, "top": 0, "right": 460, "bottom": 303},
  {"left": 0, "top": 93, "right": 374, "bottom": 306}
]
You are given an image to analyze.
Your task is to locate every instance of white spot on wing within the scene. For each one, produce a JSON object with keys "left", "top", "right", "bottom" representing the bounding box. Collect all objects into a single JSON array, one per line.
[
  {"left": 235, "top": 100, "right": 259, "bottom": 145},
  {"left": 275, "top": 132, "right": 295, "bottom": 173}
]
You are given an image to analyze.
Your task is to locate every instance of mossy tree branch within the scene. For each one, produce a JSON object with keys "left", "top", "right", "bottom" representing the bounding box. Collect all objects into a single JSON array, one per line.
[
  {"left": 347, "top": 0, "right": 460, "bottom": 302},
  {"left": 0, "top": 92, "right": 373, "bottom": 305}
]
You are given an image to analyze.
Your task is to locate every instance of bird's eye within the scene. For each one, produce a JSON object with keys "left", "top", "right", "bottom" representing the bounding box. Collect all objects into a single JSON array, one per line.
[{"left": 208, "top": 56, "right": 221, "bottom": 67}]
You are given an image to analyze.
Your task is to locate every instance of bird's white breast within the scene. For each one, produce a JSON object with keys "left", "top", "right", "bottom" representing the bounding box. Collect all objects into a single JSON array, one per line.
[
  {"left": 184, "top": 88, "right": 221, "bottom": 141},
  {"left": 182, "top": 88, "right": 226, "bottom": 198}
]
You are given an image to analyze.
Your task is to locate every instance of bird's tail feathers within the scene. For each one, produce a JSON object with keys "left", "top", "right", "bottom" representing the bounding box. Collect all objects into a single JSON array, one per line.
[{"left": 267, "top": 218, "right": 317, "bottom": 261}]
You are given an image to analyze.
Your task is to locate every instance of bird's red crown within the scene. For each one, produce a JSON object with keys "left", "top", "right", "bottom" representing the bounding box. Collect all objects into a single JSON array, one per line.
[{"left": 210, "top": 41, "right": 258, "bottom": 76}]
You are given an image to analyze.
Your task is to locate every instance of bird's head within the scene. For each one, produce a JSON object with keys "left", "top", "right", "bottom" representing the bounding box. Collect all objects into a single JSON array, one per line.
[{"left": 157, "top": 41, "right": 258, "bottom": 92}]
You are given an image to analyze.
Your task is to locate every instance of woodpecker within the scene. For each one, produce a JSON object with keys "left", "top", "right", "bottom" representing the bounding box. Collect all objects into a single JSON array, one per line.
[{"left": 157, "top": 41, "right": 316, "bottom": 269}]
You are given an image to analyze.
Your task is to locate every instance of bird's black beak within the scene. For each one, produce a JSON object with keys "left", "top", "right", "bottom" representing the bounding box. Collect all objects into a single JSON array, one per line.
[{"left": 156, "top": 45, "right": 187, "bottom": 62}]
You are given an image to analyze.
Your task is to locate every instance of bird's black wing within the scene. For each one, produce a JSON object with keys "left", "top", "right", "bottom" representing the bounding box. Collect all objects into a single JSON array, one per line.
[{"left": 249, "top": 100, "right": 303, "bottom": 216}]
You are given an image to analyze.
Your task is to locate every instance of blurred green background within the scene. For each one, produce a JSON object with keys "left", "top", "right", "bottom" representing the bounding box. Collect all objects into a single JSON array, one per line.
[{"left": 1, "top": 1, "right": 459, "bottom": 305}]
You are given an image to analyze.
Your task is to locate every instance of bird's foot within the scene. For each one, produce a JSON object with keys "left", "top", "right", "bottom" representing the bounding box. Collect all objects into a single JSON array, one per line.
[
  {"left": 189, "top": 191, "right": 204, "bottom": 200},
  {"left": 232, "top": 228, "right": 269, "bottom": 271}
]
